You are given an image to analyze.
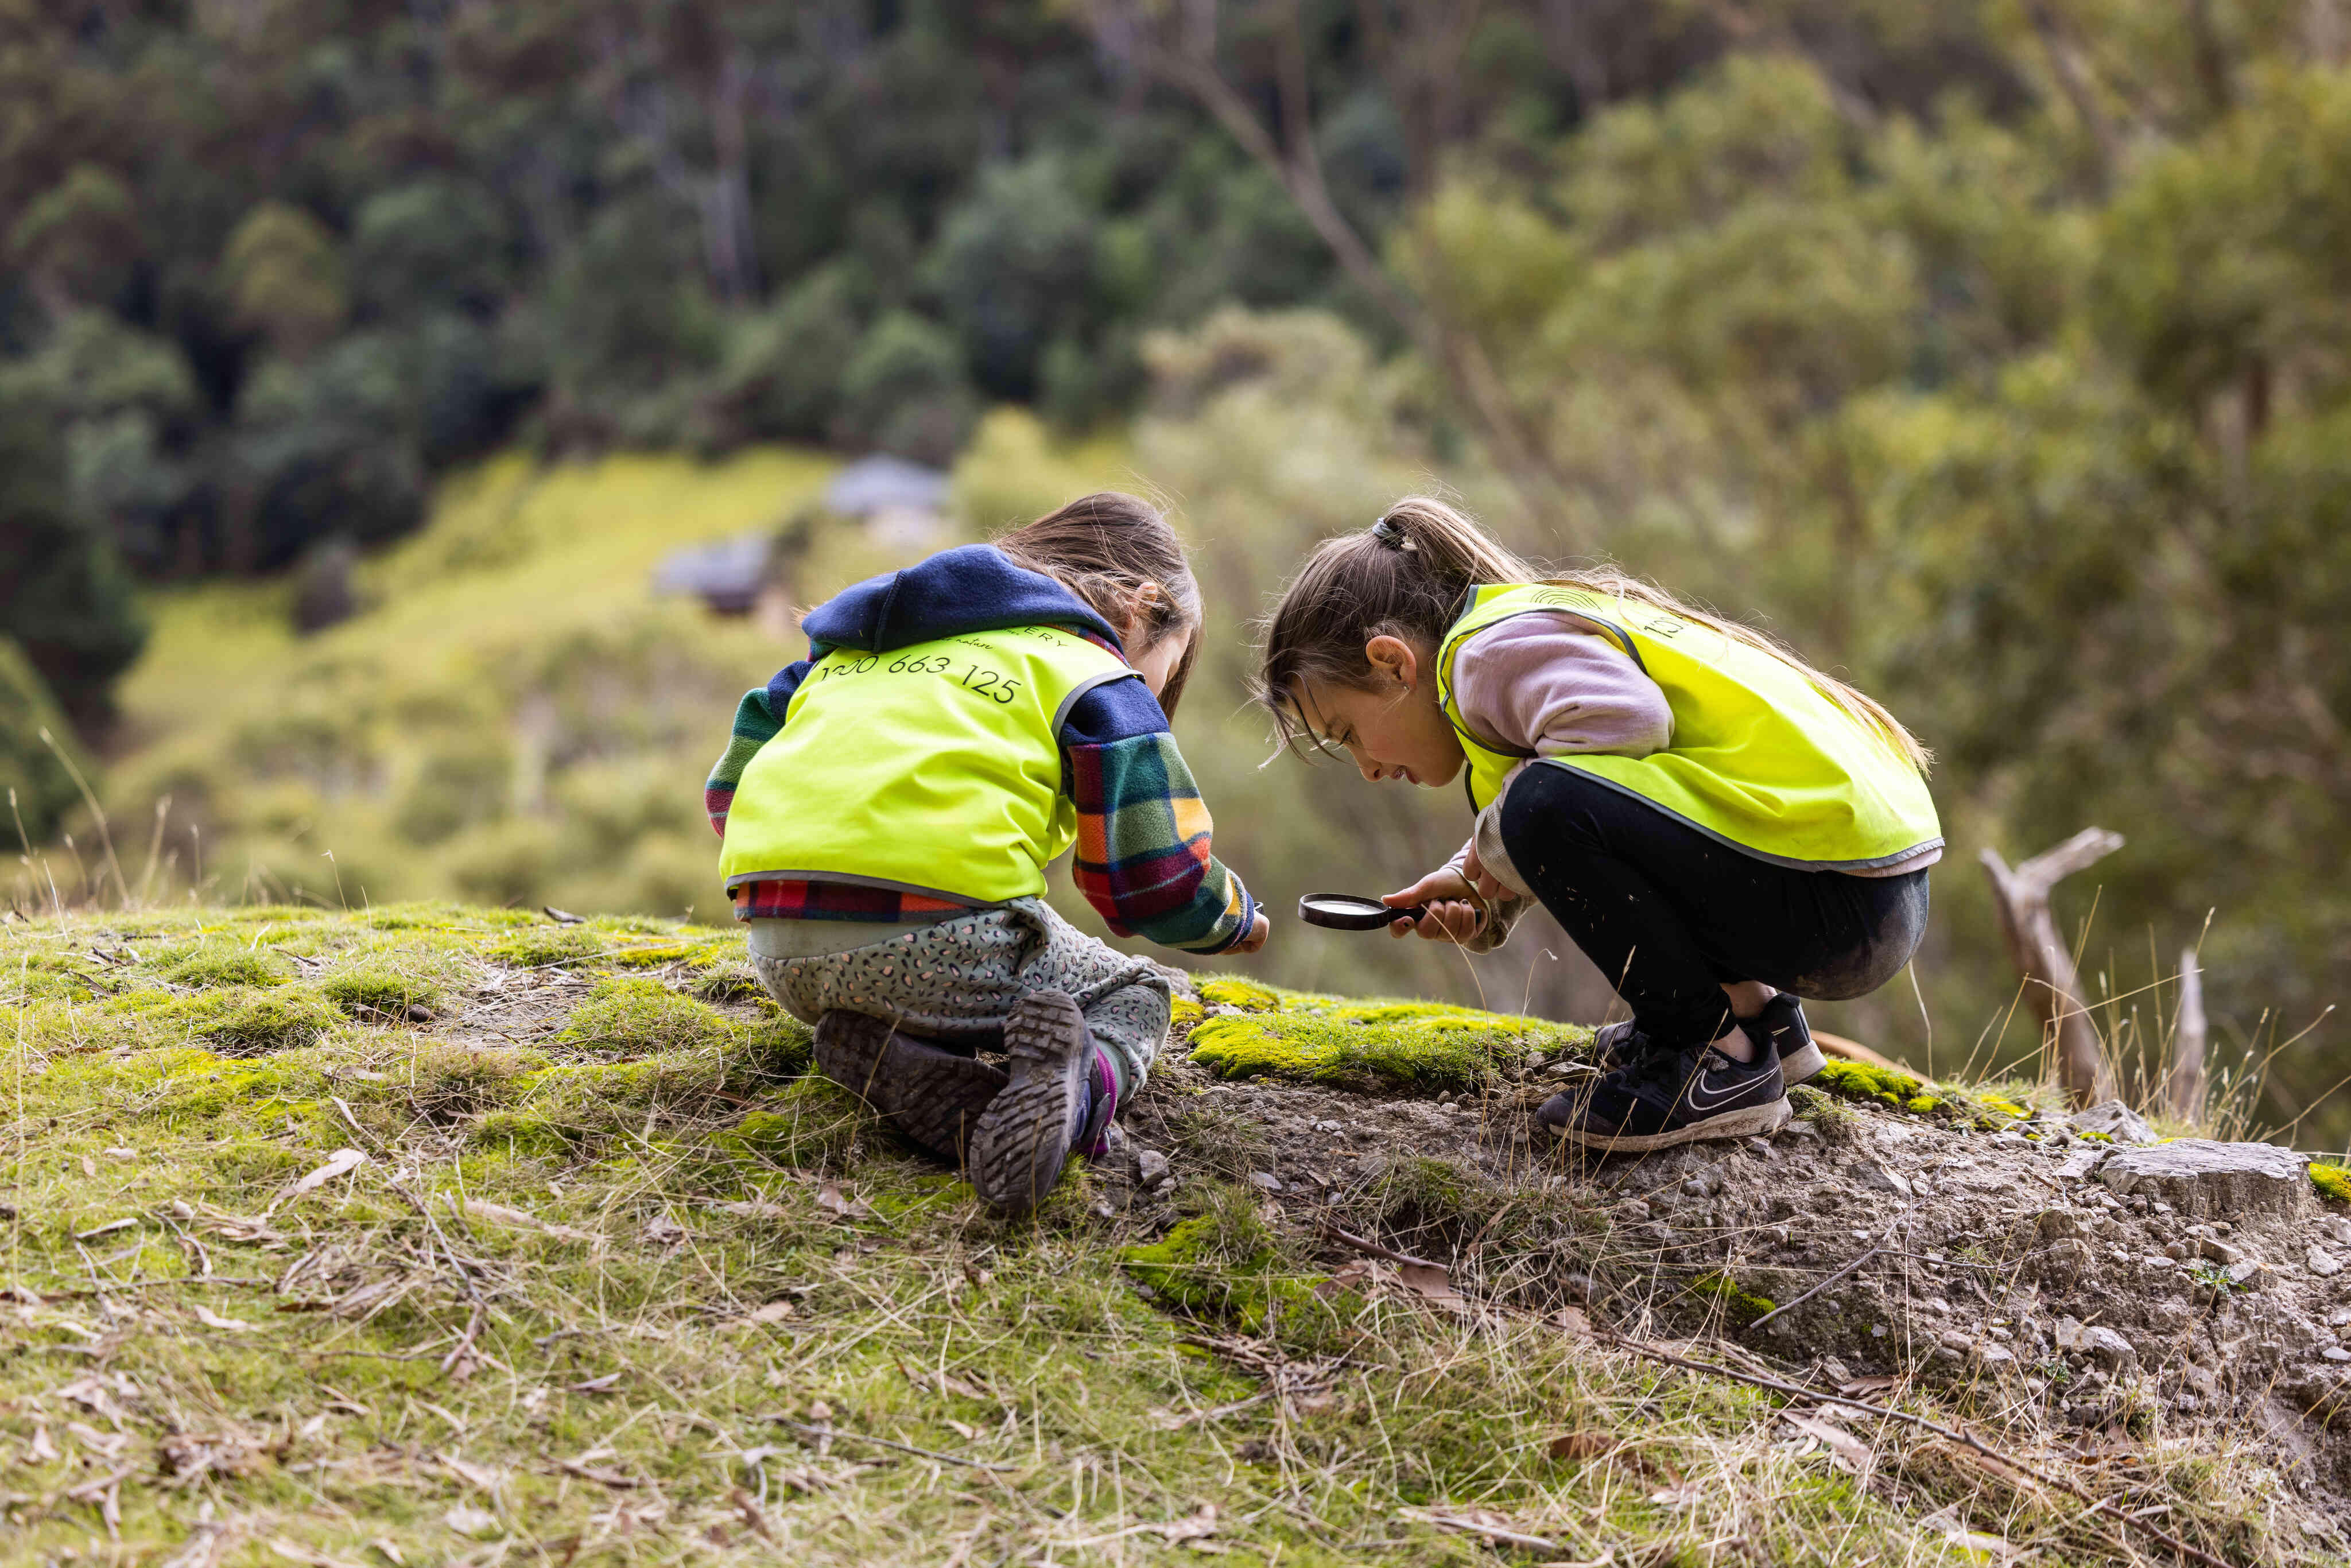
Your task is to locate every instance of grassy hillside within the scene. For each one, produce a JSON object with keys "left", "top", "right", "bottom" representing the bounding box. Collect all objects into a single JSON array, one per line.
[{"left": 0, "top": 902, "right": 2322, "bottom": 1564}]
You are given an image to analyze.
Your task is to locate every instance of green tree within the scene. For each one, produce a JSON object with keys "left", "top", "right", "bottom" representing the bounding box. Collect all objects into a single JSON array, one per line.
[{"left": 0, "top": 383, "right": 148, "bottom": 729}]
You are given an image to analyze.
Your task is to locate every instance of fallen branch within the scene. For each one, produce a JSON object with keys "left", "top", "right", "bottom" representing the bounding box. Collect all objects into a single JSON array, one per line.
[
  {"left": 1596, "top": 1330, "right": 2228, "bottom": 1568},
  {"left": 1318, "top": 1220, "right": 1443, "bottom": 1271}
]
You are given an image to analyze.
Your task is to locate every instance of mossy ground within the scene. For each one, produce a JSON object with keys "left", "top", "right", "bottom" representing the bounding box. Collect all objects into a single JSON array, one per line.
[
  {"left": 0, "top": 905, "right": 2301, "bottom": 1565},
  {"left": 1184, "top": 981, "right": 1590, "bottom": 1092}
]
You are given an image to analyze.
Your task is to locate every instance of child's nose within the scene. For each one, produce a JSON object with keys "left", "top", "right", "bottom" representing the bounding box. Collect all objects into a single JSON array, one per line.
[{"left": 1355, "top": 756, "right": 1383, "bottom": 783}]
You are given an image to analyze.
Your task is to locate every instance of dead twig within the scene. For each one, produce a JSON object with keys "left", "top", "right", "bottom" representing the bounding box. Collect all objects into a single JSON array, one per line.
[
  {"left": 1745, "top": 1248, "right": 1882, "bottom": 1332},
  {"left": 1319, "top": 1220, "right": 1443, "bottom": 1271}
]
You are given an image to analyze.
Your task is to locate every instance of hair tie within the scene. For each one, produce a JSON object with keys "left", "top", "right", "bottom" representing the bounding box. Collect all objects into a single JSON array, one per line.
[{"left": 1371, "top": 517, "right": 1411, "bottom": 550}]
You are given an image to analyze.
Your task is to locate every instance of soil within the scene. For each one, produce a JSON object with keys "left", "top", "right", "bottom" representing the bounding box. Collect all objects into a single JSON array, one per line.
[{"left": 1109, "top": 993, "right": 2351, "bottom": 1519}]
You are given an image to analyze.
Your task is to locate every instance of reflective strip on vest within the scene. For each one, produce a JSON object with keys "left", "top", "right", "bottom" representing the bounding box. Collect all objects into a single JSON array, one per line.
[
  {"left": 719, "top": 624, "right": 1135, "bottom": 905},
  {"left": 1436, "top": 584, "right": 1942, "bottom": 871}
]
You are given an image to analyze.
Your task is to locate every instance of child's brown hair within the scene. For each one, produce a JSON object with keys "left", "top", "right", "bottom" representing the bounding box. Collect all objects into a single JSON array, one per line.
[
  {"left": 1256, "top": 496, "right": 1929, "bottom": 771},
  {"left": 996, "top": 491, "right": 1202, "bottom": 719}
]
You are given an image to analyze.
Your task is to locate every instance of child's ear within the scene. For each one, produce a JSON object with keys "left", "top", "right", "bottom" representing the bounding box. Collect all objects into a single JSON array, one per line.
[{"left": 1364, "top": 634, "right": 1419, "bottom": 688}]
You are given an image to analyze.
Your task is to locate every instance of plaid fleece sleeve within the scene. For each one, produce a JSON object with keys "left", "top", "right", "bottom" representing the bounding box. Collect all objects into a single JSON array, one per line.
[
  {"left": 703, "top": 661, "right": 808, "bottom": 837},
  {"left": 1062, "top": 678, "right": 1256, "bottom": 953}
]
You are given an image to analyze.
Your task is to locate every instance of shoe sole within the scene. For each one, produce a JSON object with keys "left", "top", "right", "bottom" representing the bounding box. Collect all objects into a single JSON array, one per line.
[
  {"left": 1550, "top": 1094, "right": 1793, "bottom": 1153},
  {"left": 813, "top": 1011, "right": 1007, "bottom": 1161},
  {"left": 968, "top": 991, "right": 1088, "bottom": 1216},
  {"left": 1777, "top": 1039, "right": 1825, "bottom": 1086}
]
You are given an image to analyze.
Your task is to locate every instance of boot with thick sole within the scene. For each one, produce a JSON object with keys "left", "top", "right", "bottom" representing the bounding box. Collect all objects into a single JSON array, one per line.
[
  {"left": 968, "top": 990, "right": 1091, "bottom": 1217},
  {"left": 812, "top": 1010, "right": 1008, "bottom": 1162}
]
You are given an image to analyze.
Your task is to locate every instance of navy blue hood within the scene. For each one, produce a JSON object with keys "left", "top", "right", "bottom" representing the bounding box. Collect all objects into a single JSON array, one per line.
[{"left": 800, "top": 544, "right": 1124, "bottom": 657}]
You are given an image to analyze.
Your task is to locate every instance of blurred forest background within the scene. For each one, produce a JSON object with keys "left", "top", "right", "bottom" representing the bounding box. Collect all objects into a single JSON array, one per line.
[{"left": 4, "top": 1, "right": 2349, "bottom": 1136}]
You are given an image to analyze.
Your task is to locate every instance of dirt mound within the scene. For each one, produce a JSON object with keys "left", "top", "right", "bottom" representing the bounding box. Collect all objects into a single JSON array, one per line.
[{"left": 1116, "top": 979, "right": 2351, "bottom": 1517}]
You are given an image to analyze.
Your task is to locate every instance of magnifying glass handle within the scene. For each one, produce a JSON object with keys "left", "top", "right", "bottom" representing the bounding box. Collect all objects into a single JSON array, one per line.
[{"left": 1390, "top": 902, "right": 1429, "bottom": 922}]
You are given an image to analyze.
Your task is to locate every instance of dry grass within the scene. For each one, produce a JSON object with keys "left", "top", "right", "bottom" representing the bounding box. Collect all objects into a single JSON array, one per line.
[{"left": 0, "top": 903, "right": 2319, "bottom": 1565}]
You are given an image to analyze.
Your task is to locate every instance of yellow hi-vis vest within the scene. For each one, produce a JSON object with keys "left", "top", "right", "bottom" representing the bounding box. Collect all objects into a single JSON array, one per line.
[
  {"left": 1436, "top": 584, "right": 1941, "bottom": 871},
  {"left": 719, "top": 624, "right": 1136, "bottom": 905}
]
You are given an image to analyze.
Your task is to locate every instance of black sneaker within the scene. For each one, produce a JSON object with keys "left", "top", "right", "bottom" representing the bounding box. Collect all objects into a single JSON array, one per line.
[
  {"left": 1585, "top": 999, "right": 1822, "bottom": 1086},
  {"left": 1747, "top": 993, "right": 1825, "bottom": 1085},
  {"left": 1537, "top": 1032, "right": 1790, "bottom": 1152},
  {"left": 812, "top": 1011, "right": 1008, "bottom": 1161},
  {"left": 968, "top": 991, "right": 1094, "bottom": 1216}
]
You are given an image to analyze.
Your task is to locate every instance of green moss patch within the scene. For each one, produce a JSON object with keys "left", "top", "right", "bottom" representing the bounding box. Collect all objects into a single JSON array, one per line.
[
  {"left": 319, "top": 966, "right": 443, "bottom": 1018},
  {"left": 156, "top": 945, "right": 291, "bottom": 988},
  {"left": 1810, "top": 1059, "right": 1925, "bottom": 1109},
  {"left": 1185, "top": 984, "right": 1586, "bottom": 1092},
  {"left": 2313, "top": 1163, "right": 2351, "bottom": 1205},
  {"left": 1120, "top": 1189, "right": 1320, "bottom": 1333},
  {"left": 160, "top": 986, "right": 343, "bottom": 1055},
  {"left": 1196, "top": 977, "right": 1281, "bottom": 1012},
  {"left": 556, "top": 976, "right": 738, "bottom": 1056},
  {"left": 1688, "top": 1271, "right": 1778, "bottom": 1329},
  {"left": 488, "top": 925, "right": 606, "bottom": 967}
]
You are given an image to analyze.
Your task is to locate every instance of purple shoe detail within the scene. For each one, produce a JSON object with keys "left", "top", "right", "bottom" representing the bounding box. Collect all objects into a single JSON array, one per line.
[{"left": 1076, "top": 1050, "right": 1120, "bottom": 1159}]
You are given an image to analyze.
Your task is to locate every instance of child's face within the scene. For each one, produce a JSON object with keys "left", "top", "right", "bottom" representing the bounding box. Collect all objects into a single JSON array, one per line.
[{"left": 1298, "top": 635, "right": 1465, "bottom": 789}]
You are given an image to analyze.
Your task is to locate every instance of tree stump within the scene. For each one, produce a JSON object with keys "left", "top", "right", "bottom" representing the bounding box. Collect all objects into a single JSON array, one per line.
[{"left": 1980, "top": 828, "right": 2123, "bottom": 1107}]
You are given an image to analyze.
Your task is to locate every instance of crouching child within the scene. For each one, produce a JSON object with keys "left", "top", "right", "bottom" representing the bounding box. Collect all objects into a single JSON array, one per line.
[{"left": 707, "top": 494, "right": 1268, "bottom": 1213}]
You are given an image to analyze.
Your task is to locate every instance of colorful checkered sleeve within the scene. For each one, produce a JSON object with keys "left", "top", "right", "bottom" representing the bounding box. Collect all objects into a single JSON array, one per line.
[
  {"left": 704, "top": 681, "right": 790, "bottom": 837},
  {"left": 1067, "top": 729, "right": 1255, "bottom": 953}
]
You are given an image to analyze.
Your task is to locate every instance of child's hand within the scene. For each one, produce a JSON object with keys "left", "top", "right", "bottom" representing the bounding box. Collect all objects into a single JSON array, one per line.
[
  {"left": 1460, "top": 840, "right": 1512, "bottom": 905},
  {"left": 1229, "top": 909, "right": 1271, "bottom": 955},
  {"left": 1383, "top": 868, "right": 1484, "bottom": 944}
]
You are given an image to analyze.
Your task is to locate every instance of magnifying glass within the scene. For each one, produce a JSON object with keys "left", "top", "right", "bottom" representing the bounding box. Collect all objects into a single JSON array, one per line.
[{"left": 1297, "top": 892, "right": 1427, "bottom": 932}]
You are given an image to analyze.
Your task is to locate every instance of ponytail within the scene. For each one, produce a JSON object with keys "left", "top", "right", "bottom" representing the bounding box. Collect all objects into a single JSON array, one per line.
[{"left": 1256, "top": 496, "right": 1930, "bottom": 773}]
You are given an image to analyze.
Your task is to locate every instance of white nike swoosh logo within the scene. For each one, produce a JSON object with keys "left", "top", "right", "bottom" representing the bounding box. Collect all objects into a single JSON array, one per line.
[{"left": 1685, "top": 1069, "right": 1755, "bottom": 1112}]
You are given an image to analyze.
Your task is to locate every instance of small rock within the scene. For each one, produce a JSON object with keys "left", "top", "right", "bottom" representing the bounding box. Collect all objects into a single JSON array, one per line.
[
  {"left": 1852, "top": 1161, "right": 1914, "bottom": 1200},
  {"left": 1313, "top": 1119, "right": 1343, "bottom": 1135},
  {"left": 2325, "top": 1348, "right": 2351, "bottom": 1364},
  {"left": 2311, "top": 1247, "right": 2344, "bottom": 1278},
  {"left": 2225, "top": 1259, "right": 2263, "bottom": 1288},
  {"left": 1136, "top": 1150, "right": 1171, "bottom": 1186},
  {"left": 2101, "top": 1140, "right": 2309, "bottom": 1220},
  {"left": 2327, "top": 1307, "right": 2351, "bottom": 1329},
  {"left": 1246, "top": 1171, "right": 1285, "bottom": 1194},
  {"left": 2068, "top": 1100, "right": 2159, "bottom": 1146},
  {"left": 1780, "top": 1119, "right": 1823, "bottom": 1143},
  {"left": 1617, "top": 1199, "right": 1653, "bottom": 1222},
  {"left": 2198, "top": 1237, "right": 2243, "bottom": 1265},
  {"left": 2327, "top": 1216, "right": 2351, "bottom": 1247},
  {"left": 2055, "top": 1147, "right": 2107, "bottom": 1181}
]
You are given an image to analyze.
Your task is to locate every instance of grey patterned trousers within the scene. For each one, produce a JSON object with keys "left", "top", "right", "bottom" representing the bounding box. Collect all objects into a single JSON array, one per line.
[{"left": 747, "top": 897, "right": 1172, "bottom": 1093}]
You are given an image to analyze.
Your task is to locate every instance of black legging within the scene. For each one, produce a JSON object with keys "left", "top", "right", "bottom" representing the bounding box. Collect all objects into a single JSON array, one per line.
[{"left": 1496, "top": 763, "right": 1930, "bottom": 1046}]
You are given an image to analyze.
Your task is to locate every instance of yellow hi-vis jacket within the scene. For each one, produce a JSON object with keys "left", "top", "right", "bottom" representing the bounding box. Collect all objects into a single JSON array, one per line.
[
  {"left": 1436, "top": 584, "right": 1941, "bottom": 871},
  {"left": 719, "top": 624, "right": 1134, "bottom": 905}
]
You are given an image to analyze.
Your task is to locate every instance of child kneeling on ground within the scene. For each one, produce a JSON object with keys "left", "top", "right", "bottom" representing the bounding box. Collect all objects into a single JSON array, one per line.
[
  {"left": 1256, "top": 499, "right": 1939, "bottom": 1151},
  {"left": 707, "top": 493, "right": 1268, "bottom": 1213}
]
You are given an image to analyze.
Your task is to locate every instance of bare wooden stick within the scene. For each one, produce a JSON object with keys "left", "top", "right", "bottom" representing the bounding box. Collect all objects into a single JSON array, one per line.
[
  {"left": 1744, "top": 1248, "right": 1880, "bottom": 1332},
  {"left": 1980, "top": 829, "right": 2124, "bottom": 1106},
  {"left": 1318, "top": 1220, "right": 1444, "bottom": 1271},
  {"left": 2167, "top": 946, "right": 2208, "bottom": 1119}
]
